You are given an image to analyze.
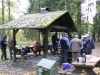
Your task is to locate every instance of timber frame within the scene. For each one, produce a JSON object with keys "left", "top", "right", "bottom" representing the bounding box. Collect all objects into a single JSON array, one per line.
[{"left": 0, "top": 10, "right": 77, "bottom": 62}]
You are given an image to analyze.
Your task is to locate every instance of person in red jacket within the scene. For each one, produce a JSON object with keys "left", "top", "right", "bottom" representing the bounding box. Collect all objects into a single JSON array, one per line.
[{"left": 33, "top": 42, "right": 41, "bottom": 56}]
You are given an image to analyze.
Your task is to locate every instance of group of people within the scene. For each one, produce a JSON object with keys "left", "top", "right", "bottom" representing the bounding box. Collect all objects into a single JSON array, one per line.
[
  {"left": 0, "top": 34, "right": 15, "bottom": 60},
  {"left": 0, "top": 32, "right": 94, "bottom": 63},
  {"left": 52, "top": 33, "right": 70, "bottom": 56},
  {"left": 0, "top": 34, "right": 42, "bottom": 60},
  {"left": 51, "top": 32, "right": 95, "bottom": 64},
  {"left": 71, "top": 34, "right": 95, "bottom": 63}
]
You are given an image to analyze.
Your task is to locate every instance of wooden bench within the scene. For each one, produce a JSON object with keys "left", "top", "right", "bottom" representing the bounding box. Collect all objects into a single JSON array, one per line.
[{"left": 15, "top": 47, "right": 34, "bottom": 59}]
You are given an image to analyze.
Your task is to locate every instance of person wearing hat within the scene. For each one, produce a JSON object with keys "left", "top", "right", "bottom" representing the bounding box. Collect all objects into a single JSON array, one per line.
[
  {"left": 70, "top": 34, "right": 83, "bottom": 62},
  {"left": 0, "top": 34, "right": 8, "bottom": 60},
  {"left": 81, "top": 35, "right": 87, "bottom": 56},
  {"left": 82, "top": 34, "right": 92, "bottom": 55},
  {"left": 85, "top": 34, "right": 95, "bottom": 50}
]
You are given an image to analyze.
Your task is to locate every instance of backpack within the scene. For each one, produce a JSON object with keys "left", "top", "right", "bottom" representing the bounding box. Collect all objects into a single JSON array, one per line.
[{"left": 90, "top": 37, "right": 95, "bottom": 49}]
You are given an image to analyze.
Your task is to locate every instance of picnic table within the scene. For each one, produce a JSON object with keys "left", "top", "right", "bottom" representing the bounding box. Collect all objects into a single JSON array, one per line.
[{"left": 71, "top": 55, "right": 100, "bottom": 75}]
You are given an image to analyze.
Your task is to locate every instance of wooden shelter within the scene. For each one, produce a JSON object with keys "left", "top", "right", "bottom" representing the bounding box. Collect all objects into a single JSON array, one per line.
[{"left": 0, "top": 10, "right": 77, "bottom": 62}]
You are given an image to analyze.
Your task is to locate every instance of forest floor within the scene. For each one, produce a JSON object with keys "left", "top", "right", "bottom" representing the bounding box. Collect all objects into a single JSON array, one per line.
[{"left": 0, "top": 42, "right": 100, "bottom": 75}]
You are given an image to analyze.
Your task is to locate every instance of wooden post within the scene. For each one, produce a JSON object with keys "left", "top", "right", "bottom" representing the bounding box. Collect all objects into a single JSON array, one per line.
[
  {"left": 43, "top": 28, "right": 48, "bottom": 58},
  {"left": 38, "top": 31, "right": 40, "bottom": 44},
  {"left": 40, "top": 28, "right": 50, "bottom": 58},
  {"left": 13, "top": 29, "right": 19, "bottom": 62},
  {"left": 13, "top": 29, "right": 16, "bottom": 62}
]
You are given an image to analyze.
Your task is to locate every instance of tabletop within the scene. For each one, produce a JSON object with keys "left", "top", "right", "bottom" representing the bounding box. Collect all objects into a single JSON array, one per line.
[{"left": 71, "top": 55, "right": 100, "bottom": 67}]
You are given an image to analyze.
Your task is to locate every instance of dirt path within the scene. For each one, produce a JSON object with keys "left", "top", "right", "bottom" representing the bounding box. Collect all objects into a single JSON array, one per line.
[{"left": 0, "top": 42, "right": 100, "bottom": 75}]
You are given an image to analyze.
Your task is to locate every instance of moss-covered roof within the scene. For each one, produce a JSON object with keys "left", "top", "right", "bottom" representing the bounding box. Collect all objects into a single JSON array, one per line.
[{"left": 0, "top": 10, "right": 77, "bottom": 32}]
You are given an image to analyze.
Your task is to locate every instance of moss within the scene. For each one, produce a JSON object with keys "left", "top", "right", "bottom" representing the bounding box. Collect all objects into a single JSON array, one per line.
[{"left": 41, "top": 10, "right": 67, "bottom": 27}]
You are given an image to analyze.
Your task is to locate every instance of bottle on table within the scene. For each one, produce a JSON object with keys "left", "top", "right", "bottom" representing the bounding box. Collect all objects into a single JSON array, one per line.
[{"left": 81, "top": 53, "right": 86, "bottom": 63}]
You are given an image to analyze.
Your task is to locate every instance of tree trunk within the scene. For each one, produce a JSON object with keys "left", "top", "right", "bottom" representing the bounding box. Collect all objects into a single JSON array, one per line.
[
  {"left": 92, "top": 32, "right": 95, "bottom": 41},
  {"left": 2, "top": 0, "right": 5, "bottom": 34},
  {"left": 92, "top": 25, "right": 96, "bottom": 41},
  {"left": 77, "top": 1, "right": 81, "bottom": 39},
  {"left": 38, "top": 31, "right": 40, "bottom": 44},
  {"left": 7, "top": 0, "right": 10, "bottom": 38},
  {"left": 8, "top": 0, "right": 10, "bottom": 22},
  {"left": 98, "top": 31, "right": 100, "bottom": 42}
]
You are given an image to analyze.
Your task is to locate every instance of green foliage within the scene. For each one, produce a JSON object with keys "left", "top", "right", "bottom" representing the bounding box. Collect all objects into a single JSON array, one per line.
[
  {"left": 93, "top": 13, "right": 100, "bottom": 33},
  {"left": 0, "top": 0, "right": 96, "bottom": 41},
  {"left": 23, "top": 29, "right": 39, "bottom": 41},
  {"left": 40, "top": 0, "right": 65, "bottom": 11},
  {"left": 27, "top": 0, "right": 36, "bottom": 13},
  {"left": 96, "top": 1, "right": 100, "bottom": 13},
  {"left": 77, "top": 26, "right": 84, "bottom": 35},
  {"left": 0, "top": 0, "right": 18, "bottom": 37},
  {"left": 93, "top": 0, "right": 100, "bottom": 36},
  {"left": 0, "top": 1, "right": 18, "bottom": 25},
  {"left": 25, "top": 0, "right": 80, "bottom": 40}
]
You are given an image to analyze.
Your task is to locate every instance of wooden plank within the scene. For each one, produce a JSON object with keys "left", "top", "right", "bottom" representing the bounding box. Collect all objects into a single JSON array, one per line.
[{"left": 71, "top": 56, "right": 100, "bottom": 67}]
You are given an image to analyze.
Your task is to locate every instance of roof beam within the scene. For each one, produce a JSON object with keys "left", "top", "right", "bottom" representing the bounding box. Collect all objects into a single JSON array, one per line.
[
  {"left": 49, "top": 25, "right": 71, "bottom": 31},
  {"left": 15, "top": 29, "right": 19, "bottom": 34}
]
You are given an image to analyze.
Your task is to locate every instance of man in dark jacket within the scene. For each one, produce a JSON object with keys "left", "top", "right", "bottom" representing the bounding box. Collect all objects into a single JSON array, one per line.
[
  {"left": 52, "top": 33, "right": 59, "bottom": 56},
  {"left": 85, "top": 34, "right": 95, "bottom": 50},
  {"left": 83, "top": 35, "right": 91, "bottom": 55},
  {"left": 0, "top": 34, "right": 7, "bottom": 60}
]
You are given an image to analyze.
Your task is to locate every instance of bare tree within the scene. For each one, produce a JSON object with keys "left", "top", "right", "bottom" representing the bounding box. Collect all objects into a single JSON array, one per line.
[{"left": 1, "top": 0, "right": 5, "bottom": 34}]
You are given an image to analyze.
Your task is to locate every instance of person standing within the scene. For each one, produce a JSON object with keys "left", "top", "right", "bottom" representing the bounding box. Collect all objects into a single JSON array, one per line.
[
  {"left": 83, "top": 35, "right": 91, "bottom": 55},
  {"left": 80, "top": 35, "right": 86, "bottom": 56},
  {"left": 8, "top": 39, "right": 16, "bottom": 60},
  {"left": 52, "top": 33, "right": 59, "bottom": 56},
  {"left": 70, "top": 35, "right": 82, "bottom": 62},
  {"left": 60, "top": 33, "right": 70, "bottom": 64},
  {"left": 85, "top": 34, "right": 95, "bottom": 50},
  {"left": 0, "top": 34, "right": 7, "bottom": 60}
]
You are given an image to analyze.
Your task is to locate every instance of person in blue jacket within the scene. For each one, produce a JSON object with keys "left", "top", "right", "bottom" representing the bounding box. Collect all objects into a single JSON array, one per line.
[
  {"left": 0, "top": 34, "right": 7, "bottom": 60},
  {"left": 83, "top": 34, "right": 95, "bottom": 55},
  {"left": 85, "top": 34, "right": 95, "bottom": 50},
  {"left": 60, "top": 33, "right": 70, "bottom": 64}
]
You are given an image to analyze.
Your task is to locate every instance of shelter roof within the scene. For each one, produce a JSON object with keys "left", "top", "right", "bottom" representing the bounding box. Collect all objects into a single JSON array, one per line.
[{"left": 0, "top": 10, "right": 77, "bottom": 32}]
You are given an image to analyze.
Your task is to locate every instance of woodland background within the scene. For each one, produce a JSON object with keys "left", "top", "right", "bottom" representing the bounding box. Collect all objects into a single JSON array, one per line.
[{"left": 0, "top": 0, "right": 100, "bottom": 46}]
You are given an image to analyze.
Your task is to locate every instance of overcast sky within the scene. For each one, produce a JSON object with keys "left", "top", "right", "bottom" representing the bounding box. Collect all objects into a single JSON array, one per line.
[
  {"left": 81, "top": 0, "right": 96, "bottom": 24},
  {"left": 12, "top": 0, "right": 29, "bottom": 18}
]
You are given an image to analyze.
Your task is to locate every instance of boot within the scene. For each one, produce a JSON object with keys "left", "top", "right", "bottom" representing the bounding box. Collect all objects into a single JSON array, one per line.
[
  {"left": 4, "top": 54, "right": 7, "bottom": 60},
  {"left": 1, "top": 54, "right": 3, "bottom": 60},
  {"left": 39, "top": 52, "right": 41, "bottom": 55}
]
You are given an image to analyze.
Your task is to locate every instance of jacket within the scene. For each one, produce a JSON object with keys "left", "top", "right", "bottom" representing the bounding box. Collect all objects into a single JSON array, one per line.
[
  {"left": 83, "top": 37, "right": 92, "bottom": 54},
  {"left": 1, "top": 34, "right": 7, "bottom": 49},
  {"left": 70, "top": 38, "right": 82, "bottom": 52}
]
